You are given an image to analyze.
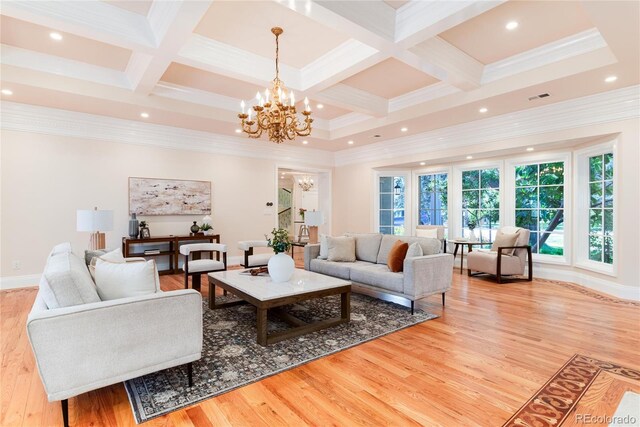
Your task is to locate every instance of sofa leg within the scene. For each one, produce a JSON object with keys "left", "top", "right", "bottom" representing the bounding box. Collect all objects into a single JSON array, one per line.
[
  {"left": 187, "top": 362, "right": 193, "bottom": 387},
  {"left": 442, "top": 293, "right": 445, "bottom": 306},
  {"left": 61, "top": 399, "right": 69, "bottom": 427},
  {"left": 410, "top": 301, "right": 414, "bottom": 315}
]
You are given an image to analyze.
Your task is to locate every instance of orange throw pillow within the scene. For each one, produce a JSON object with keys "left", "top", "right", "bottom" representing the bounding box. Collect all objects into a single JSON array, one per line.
[{"left": 387, "top": 240, "right": 409, "bottom": 272}]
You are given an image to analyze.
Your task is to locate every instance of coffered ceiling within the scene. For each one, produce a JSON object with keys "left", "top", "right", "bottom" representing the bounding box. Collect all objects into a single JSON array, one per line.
[{"left": 0, "top": 0, "right": 638, "bottom": 152}]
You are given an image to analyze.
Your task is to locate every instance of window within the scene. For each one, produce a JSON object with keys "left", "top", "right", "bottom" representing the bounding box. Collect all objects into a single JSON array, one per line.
[
  {"left": 514, "top": 161, "right": 565, "bottom": 256},
  {"left": 588, "top": 153, "right": 614, "bottom": 264},
  {"left": 461, "top": 168, "right": 499, "bottom": 242},
  {"left": 417, "top": 173, "right": 448, "bottom": 232},
  {"left": 379, "top": 176, "right": 405, "bottom": 235}
]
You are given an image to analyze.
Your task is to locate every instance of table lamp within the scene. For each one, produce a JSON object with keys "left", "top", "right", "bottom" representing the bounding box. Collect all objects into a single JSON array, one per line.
[
  {"left": 77, "top": 207, "right": 114, "bottom": 250},
  {"left": 304, "top": 211, "right": 324, "bottom": 244}
]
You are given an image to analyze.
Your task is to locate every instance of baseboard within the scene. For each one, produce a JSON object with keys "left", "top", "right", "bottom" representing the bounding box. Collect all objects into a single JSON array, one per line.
[
  {"left": 0, "top": 274, "right": 40, "bottom": 290},
  {"left": 534, "top": 265, "right": 640, "bottom": 301}
]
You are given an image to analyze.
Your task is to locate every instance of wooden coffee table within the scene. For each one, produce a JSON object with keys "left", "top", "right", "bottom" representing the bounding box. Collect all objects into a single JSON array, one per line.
[{"left": 208, "top": 269, "right": 351, "bottom": 346}]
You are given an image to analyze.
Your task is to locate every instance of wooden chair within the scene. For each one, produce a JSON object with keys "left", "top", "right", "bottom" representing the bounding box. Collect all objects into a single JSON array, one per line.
[
  {"left": 180, "top": 243, "right": 227, "bottom": 291},
  {"left": 466, "top": 226, "right": 533, "bottom": 283}
]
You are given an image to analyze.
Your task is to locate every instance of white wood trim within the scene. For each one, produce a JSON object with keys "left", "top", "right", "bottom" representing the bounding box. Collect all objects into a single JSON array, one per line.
[
  {"left": 374, "top": 171, "right": 412, "bottom": 236},
  {"left": 412, "top": 165, "right": 452, "bottom": 238},
  {"left": 572, "top": 139, "right": 618, "bottom": 276},
  {"left": 0, "top": 274, "right": 40, "bottom": 290}
]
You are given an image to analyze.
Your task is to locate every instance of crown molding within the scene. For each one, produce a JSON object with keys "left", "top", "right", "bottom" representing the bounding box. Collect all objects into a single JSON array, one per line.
[
  {"left": 0, "top": 102, "right": 335, "bottom": 167},
  {"left": 482, "top": 28, "right": 608, "bottom": 84},
  {"left": 334, "top": 85, "right": 640, "bottom": 166}
]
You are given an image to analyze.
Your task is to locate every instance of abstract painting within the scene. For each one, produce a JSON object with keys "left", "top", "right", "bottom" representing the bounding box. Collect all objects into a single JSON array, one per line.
[{"left": 129, "top": 177, "right": 211, "bottom": 215}]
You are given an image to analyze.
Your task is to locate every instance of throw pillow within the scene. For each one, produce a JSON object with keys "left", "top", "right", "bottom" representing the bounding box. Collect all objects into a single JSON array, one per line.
[
  {"left": 405, "top": 242, "right": 423, "bottom": 258},
  {"left": 94, "top": 258, "right": 159, "bottom": 301},
  {"left": 326, "top": 236, "right": 356, "bottom": 262},
  {"left": 318, "top": 234, "right": 329, "bottom": 259},
  {"left": 100, "top": 247, "right": 126, "bottom": 263},
  {"left": 84, "top": 249, "right": 107, "bottom": 266},
  {"left": 416, "top": 228, "right": 439, "bottom": 239},
  {"left": 344, "top": 233, "right": 383, "bottom": 263},
  {"left": 39, "top": 252, "right": 101, "bottom": 309},
  {"left": 387, "top": 240, "right": 409, "bottom": 272},
  {"left": 491, "top": 230, "right": 520, "bottom": 255}
]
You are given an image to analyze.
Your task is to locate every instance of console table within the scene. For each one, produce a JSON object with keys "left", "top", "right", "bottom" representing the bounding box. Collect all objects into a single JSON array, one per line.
[{"left": 122, "top": 234, "right": 220, "bottom": 275}]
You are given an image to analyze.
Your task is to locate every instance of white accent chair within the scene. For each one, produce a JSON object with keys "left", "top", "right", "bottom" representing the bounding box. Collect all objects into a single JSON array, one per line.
[
  {"left": 466, "top": 226, "right": 533, "bottom": 283},
  {"left": 416, "top": 225, "right": 447, "bottom": 252},
  {"left": 238, "top": 240, "right": 272, "bottom": 268},
  {"left": 180, "top": 243, "right": 227, "bottom": 290}
]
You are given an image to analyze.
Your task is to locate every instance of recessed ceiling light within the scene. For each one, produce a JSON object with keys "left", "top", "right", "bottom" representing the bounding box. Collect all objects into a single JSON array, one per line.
[
  {"left": 235, "top": 129, "right": 241, "bottom": 133},
  {"left": 526, "top": 147, "right": 534, "bottom": 152},
  {"left": 316, "top": 104, "right": 324, "bottom": 109},
  {"left": 505, "top": 21, "right": 519, "bottom": 30},
  {"left": 1, "top": 89, "right": 13, "bottom": 95},
  {"left": 419, "top": 162, "right": 426, "bottom": 166},
  {"left": 605, "top": 75, "right": 617, "bottom": 83},
  {"left": 401, "top": 127, "right": 408, "bottom": 132},
  {"left": 302, "top": 140, "right": 309, "bottom": 145},
  {"left": 479, "top": 107, "right": 488, "bottom": 113},
  {"left": 49, "top": 32, "right": 63, "bottom": 41},
  {"left": 466, "top": 155, "right": 473, "bottom": 160},
  {"left": 348, "top": 140, "right": 354, "bottom": 145},
  {"left": 140, "top": 112, "right": 149, "bottom": 118}
]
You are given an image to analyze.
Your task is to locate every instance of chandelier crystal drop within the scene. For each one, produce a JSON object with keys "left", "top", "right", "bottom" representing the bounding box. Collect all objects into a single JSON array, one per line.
[
  {"left": 298, "top": 176, "right": 314, "bottom": 191},
  {"left": 238, "top": 27, "right": 313, "bottom": 144}
]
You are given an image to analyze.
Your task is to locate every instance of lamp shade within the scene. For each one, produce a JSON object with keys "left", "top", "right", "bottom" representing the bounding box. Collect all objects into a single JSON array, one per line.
[
  {"left": 304, "top": 211, "right": 324, "bottom": 227},
  {"left": 77, "top": 209, "right": 114, "bottom": 232}
]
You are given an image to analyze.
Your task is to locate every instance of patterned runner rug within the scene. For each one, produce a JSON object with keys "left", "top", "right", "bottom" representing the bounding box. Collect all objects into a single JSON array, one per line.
[
  {"left": 125, "top": 293, "right": 437, "bottom": 423},
  {"left": 503, "top": 354, "right": 640, "bottom": 427}
]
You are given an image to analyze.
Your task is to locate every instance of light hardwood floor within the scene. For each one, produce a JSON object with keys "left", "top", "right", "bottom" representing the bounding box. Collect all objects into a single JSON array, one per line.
[{"left": 1, "top": 267, "right": 639, "bottom": 426}]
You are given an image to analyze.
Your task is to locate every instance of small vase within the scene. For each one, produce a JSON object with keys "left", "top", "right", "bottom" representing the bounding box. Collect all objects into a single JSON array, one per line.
[
  {"left": 190, "top": 221, "right": 200, "bottom": 234},
  {"left": 203, "top": 229, "right": 214, "bottom": 236},
  {"left": 268, "top": 253, "right": 295, "bottom": 283},
  {"left": 468, "top": 228, "right": 477, "bottom": 242},
  {"left": 128, "top": 213, "right": 139, "bottom": 238}
]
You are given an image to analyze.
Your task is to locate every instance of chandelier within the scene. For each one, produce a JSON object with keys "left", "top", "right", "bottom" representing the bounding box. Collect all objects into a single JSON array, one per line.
[
  {"left": 238, "top": 27, "right": 313, "bottom": 144},
  {"left": 298, "top": 176, "right": 314, "bottom": 191}
]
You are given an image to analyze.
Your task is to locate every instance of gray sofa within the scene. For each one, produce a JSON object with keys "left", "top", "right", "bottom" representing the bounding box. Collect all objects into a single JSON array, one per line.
[
  {"left": 304, "top": 233, "right": 454, "bottom": 313},
  {"left": 27, "top": 244, "right": 202, "bottom": 427}
]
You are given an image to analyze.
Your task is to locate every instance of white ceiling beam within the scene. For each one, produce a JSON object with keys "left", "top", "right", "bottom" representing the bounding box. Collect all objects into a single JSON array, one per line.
[
  {"left": 314, "top": 84, "right": 388, "bottom": 117},
  {"left": 410, "top": 37, "right": 484, "bottom": 90},
  {"left": 394, "top": 0, "right": 506, "bottom": 49},
  {"left": 127, "top": 1, "right": 212, "bottom": 94},
  {"left": 0, "top": 0, "right": 156, "bottom": 52},
  {"left": 177, "top": 35, "right": 302, "bottom": 89}
]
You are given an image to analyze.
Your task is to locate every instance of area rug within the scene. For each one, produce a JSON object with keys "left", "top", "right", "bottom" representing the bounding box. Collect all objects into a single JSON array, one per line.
[
  {"left": 503, "top": 354, "right": 640, "bottom": 427},
  {"left": 124, "top": 293, "right": 437, "bottom": 423}
]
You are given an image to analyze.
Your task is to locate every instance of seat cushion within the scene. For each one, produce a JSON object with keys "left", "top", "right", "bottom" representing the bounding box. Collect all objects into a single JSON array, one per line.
[
  {"left": 387, "top": 240, "right": 409, "bottom": 272},
  {"left": 344, "top": 233, "right": 383, "bottom": 263},
  {"left": 309, "top": 258, "right": 353, "bottom": 280},
  {"left": 246, "top": 253, "right": 272, "bottom": 267},
  {"left": 467, "top": 251, "right": 523, "bottom": 275},
  {"left": 349, "top": 263, "right": 404, "bottom": 293},
  {"left": 183, "top": 259, "right": 225, "bottom": 273},
  {"left": 39, "top": 252, "right": 101, "bottom": 309}
]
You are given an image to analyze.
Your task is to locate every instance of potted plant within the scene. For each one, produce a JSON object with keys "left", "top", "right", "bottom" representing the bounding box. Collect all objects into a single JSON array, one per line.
[
  {"left": 266, "top": 228, "right": 294, "bottom": 282},
  {"left": 200, "top": 223, "right": 214, "bottom": 236},
  {"left": 466, "top": 211, "right": 478, "bottom": 242},
  {"left": 299, "top": 208, "right": 307, "bottom": 221}
]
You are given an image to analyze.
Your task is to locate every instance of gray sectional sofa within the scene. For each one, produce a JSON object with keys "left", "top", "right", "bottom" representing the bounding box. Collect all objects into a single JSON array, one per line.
[{"left": 304, "top": 233, "right": 454, "bottom": 313}]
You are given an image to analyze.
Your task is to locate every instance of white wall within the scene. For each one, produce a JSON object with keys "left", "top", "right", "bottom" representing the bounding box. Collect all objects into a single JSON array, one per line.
[
  {"left": 0, "top": 129, "right": 329, "bottom": 284},
  {"left": 332, "top": 118, "right": 640, "bottom": 300}
]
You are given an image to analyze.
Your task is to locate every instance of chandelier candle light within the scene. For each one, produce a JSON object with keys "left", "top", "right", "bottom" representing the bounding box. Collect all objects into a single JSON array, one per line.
[
  {"left": 298, "top": 176, "right": 314, "bottom": 191},
  {"left": 238, "top": 27, "right": 313, "bottom": 144}
]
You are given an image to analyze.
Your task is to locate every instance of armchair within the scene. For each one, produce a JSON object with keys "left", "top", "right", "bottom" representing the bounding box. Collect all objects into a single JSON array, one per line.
[
  {"left": 467, "top": 226, "right": 533, "bottom": 283},
  {"left": 238, "top": 240, "right": 272, "bottom": 268},
  {"left": 416, "top": 225, "right": 447, "bottom": 252},
  {"left": 180, "top": 243, "right": 227, "bottom": 290}
]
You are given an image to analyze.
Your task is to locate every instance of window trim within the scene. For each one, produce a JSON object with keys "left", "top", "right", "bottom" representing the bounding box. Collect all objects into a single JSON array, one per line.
[
  {"left": 373, "top": 171, "right": 412, "bottom": 236},
  {"left": 452, "top": 160, "right": 504, "bottom": 241},
  {"left": 412, "top": 166, "right": 451, "bottom": 237},
  {"left": 505, "top": 152, "right": 572, "bottom": 265},
  {"left": 573, "top": 140, "right": 617, "bottom": 276}
]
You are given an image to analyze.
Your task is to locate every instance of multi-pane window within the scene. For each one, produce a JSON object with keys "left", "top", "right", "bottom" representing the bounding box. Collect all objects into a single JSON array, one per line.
[
  {"left": 461, "top": 168, "right": 499, "bottom": 242},
  {"left": 588, "top": 153, "right": 614, "bottom": 264},
  {"left": 418, "top": 173, "right": 448, "bottom": 232},
  {"left": 379, "top": 176, "right": 405, "bottom": 235},
  {"left": 515, "top": 162, "right": 565, "bottom": 255}
]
